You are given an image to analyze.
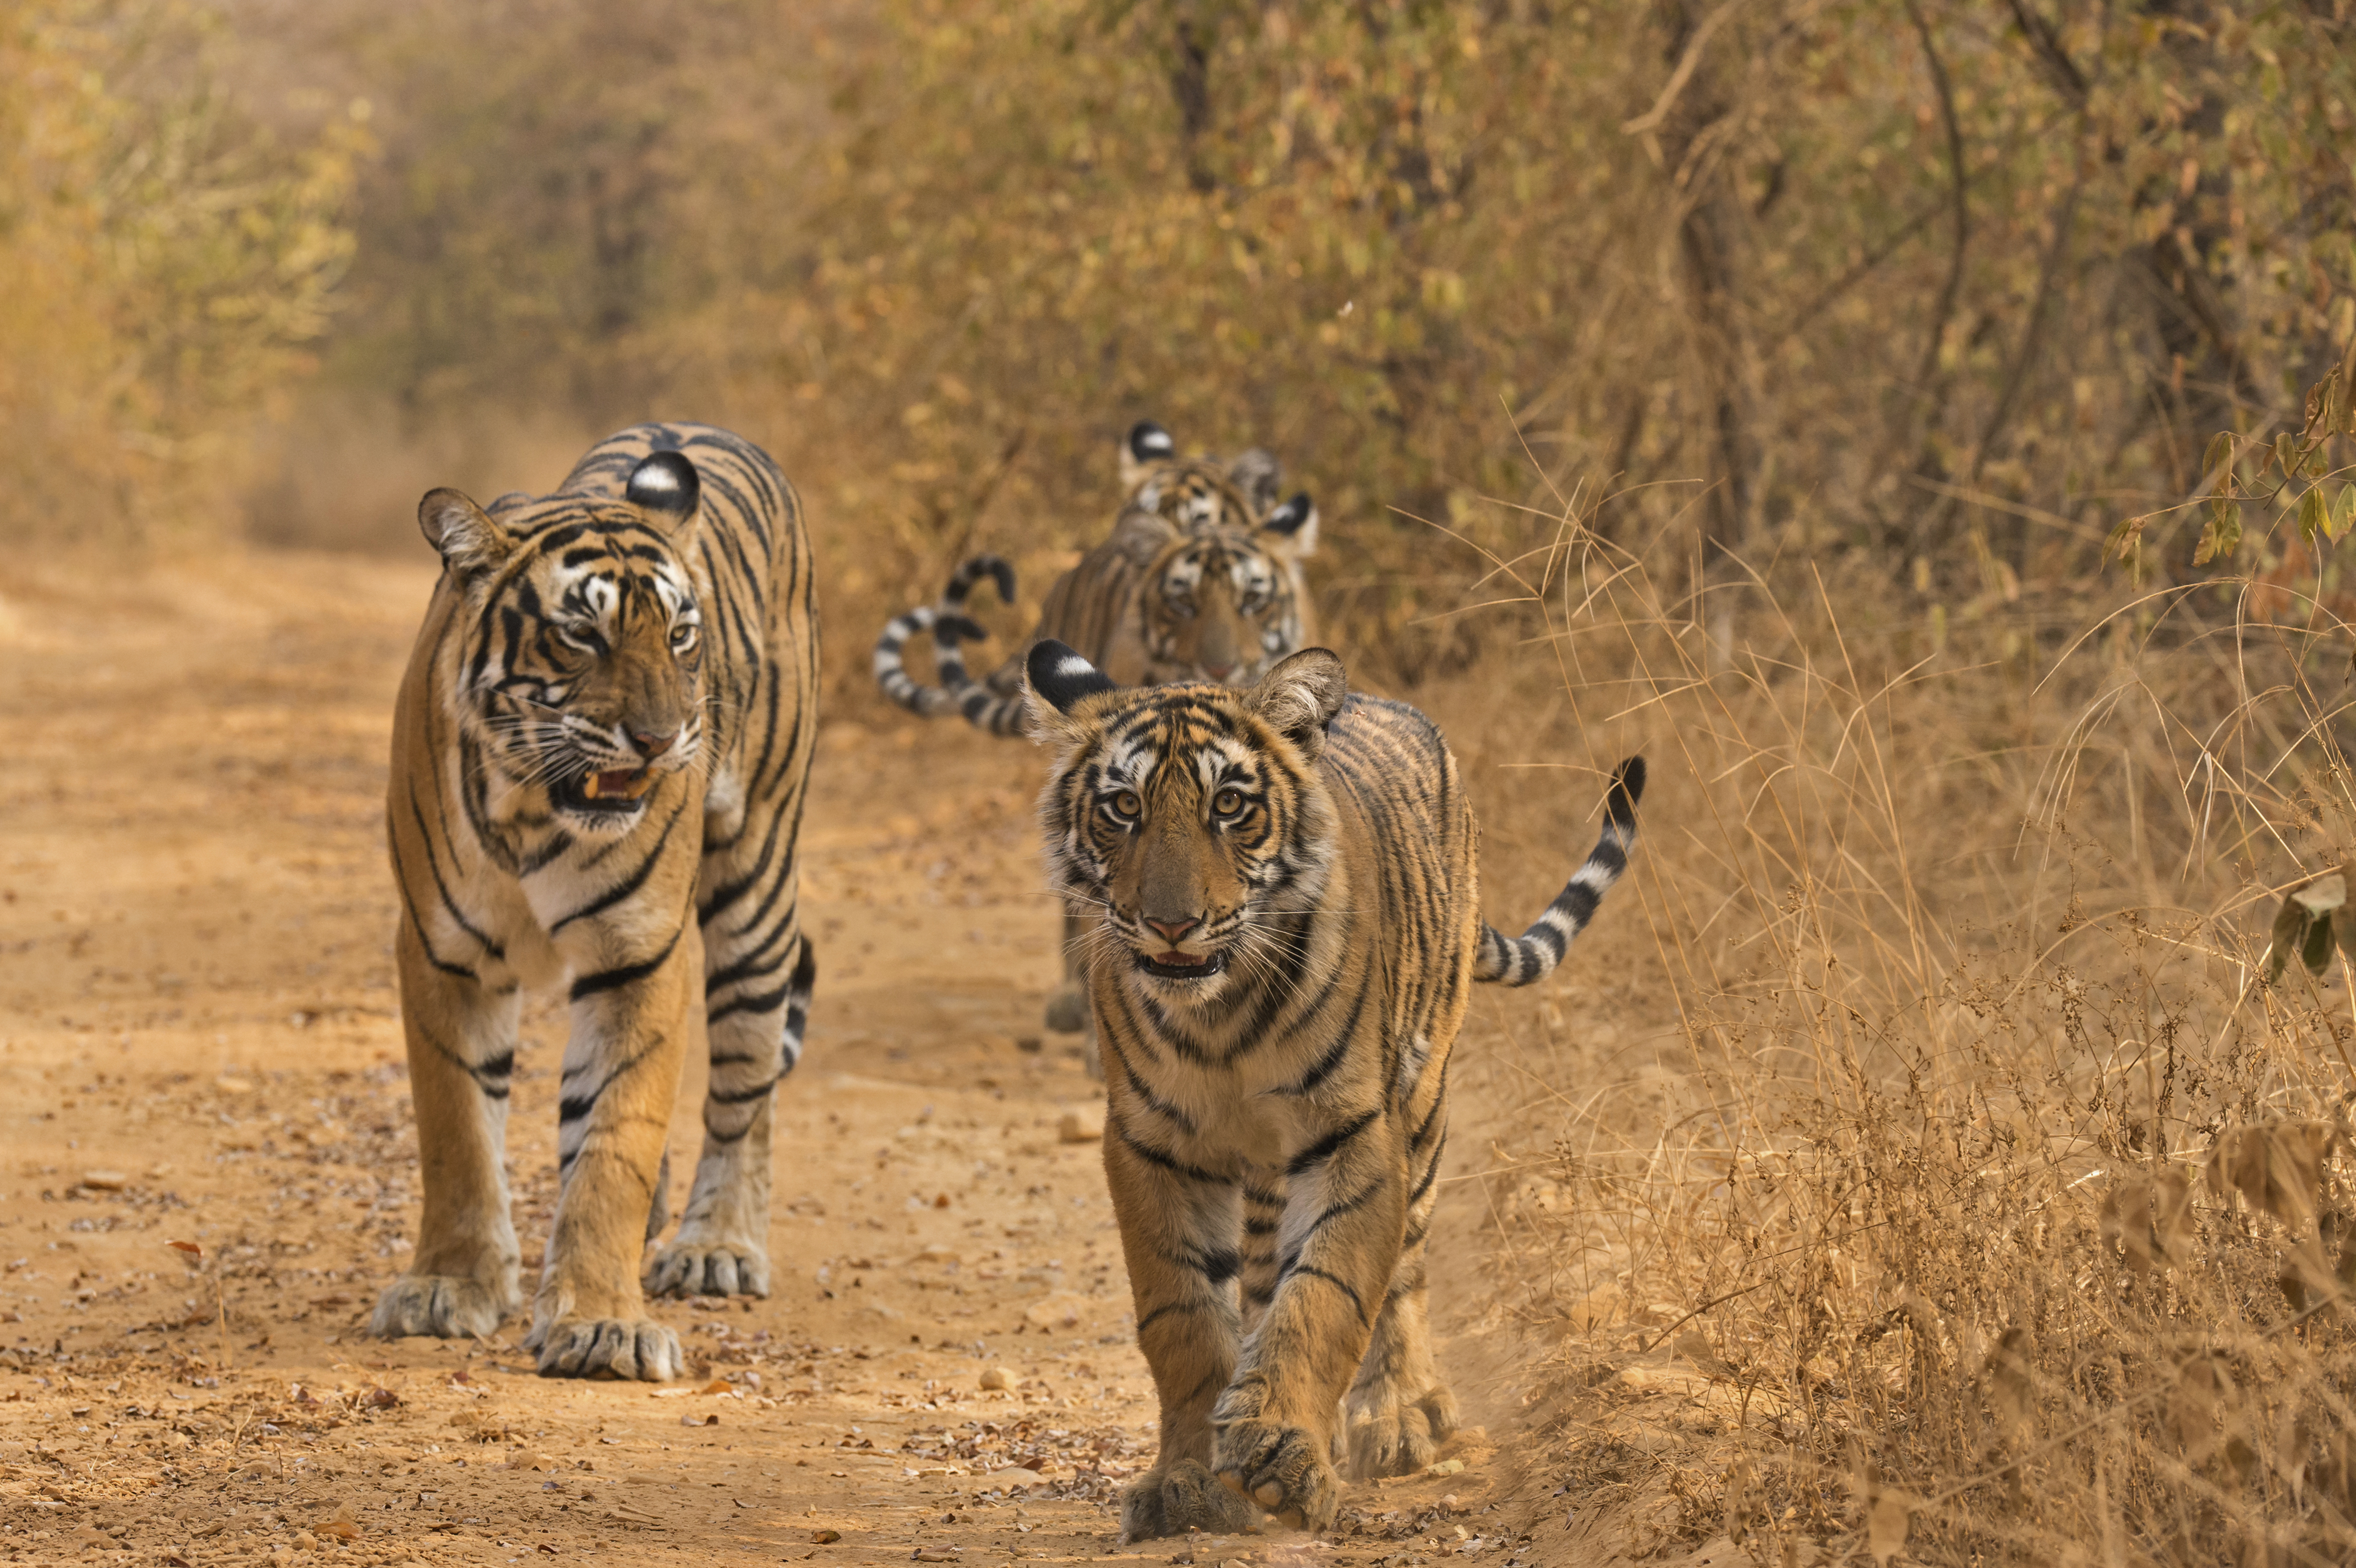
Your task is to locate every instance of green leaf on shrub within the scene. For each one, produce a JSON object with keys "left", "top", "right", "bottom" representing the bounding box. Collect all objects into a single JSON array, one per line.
[
  {"left": 2195, "top": 497, "right": 2242, "bottom": 565},
  {"left": 2301, "top": 487, "right": 2331, "bottom": 548},
  {"left": 2204, "top": 431, "right": 2237, "bottom": 489}
]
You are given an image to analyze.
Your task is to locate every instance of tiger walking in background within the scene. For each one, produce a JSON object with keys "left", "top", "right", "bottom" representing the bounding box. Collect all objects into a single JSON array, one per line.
[
  {"left": 373, "top": 423, "right": 818, "bottom": 1381},
  {"left": 872, "top": 420, "right": 1319, "bottom": 737},
  {"left": 1023, "top": 638, "right": 1642, "bottom": 1538},
  {"left": 874, "top": 420, "right": 1321, "bottom": 1039}
]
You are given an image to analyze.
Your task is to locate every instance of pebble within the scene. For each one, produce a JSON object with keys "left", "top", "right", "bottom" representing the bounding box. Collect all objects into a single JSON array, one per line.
[{"left": 978, "top": 1366, "right": 1015, "bottom": 1391}]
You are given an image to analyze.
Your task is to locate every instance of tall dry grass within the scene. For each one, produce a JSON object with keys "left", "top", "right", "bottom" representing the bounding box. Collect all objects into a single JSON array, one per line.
[{"left": 1409, "top": 475, "right": 2356, "bottom": 1562}]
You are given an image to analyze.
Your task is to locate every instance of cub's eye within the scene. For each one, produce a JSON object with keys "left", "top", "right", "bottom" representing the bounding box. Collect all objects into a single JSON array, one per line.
[
  {"left": 557, "top": 623, "right": 605, "bottom": 654},
  {"left": 1106, "top": 791, "right": 1142, "bottom": 821},
  {"left": 669, "top": 623, "right": 699, "bottom": 653},
  {"left": 1212, "top": 787, "right": 1246, "bottom": 818}
]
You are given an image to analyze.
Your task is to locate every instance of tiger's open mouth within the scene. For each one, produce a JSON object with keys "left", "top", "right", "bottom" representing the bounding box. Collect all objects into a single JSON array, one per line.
[
  {"left": 554, "top": 767, "right": 655, "bottom": 815},
  {"left": 1138, "top": 949, "right": 1227, "bottom": 980}
]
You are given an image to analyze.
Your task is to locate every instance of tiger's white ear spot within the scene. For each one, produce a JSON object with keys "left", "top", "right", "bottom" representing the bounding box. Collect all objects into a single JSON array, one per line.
[
  {"left": 1121, "top": 420, "right": 1174, "bottom": 492},
  {"left": 626, "top": 451, "right": 701, "bottom": 525},
  {"left": 1028, "top": 639, "right": 1119, "bottom": 717}
]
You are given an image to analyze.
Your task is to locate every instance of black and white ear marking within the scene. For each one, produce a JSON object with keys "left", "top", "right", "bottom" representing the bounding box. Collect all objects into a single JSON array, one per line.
[
  {"left": 626, "top": 451, "right": 701, "bottom": 523},
  {"left": 1128, "top": 422, "right": 1174, "bottom": 462},
  {"left": 1121, "top": 421, "right": 1175, "bottom": 492},
  {"left": 1263, "top": 491, "right": 1316, "bottom": 536},
  {"left": 1027, "top": 639, "right": 1118, "bottom": 715},
  {"left": 416, "top": 487, "right": 512, "bottom": 577}
]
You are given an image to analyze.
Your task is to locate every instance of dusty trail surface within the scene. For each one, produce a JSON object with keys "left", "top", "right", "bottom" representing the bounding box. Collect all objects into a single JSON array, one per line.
[{"left": 0, "top": 554, "right": 1550, "bottom": 1567}]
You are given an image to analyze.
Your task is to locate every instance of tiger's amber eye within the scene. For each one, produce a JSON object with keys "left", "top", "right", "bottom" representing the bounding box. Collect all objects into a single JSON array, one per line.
[
  {"left": 1114, "top": 792, "right": 1141, "bottom": 817},
  {"left": 1213, "top": 788, "right": 1243, "bottom": 816}
]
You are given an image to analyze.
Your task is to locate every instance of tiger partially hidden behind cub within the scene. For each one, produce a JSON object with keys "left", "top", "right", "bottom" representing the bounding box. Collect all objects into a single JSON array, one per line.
[{"left": 1022, "top": 638, "right": 1643, "bottom": 1539}]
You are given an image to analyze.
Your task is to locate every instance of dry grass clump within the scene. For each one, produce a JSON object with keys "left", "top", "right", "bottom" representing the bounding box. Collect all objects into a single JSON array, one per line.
[{"left": 1415, "top": 492, "right": 2356, "bottom": 1563}]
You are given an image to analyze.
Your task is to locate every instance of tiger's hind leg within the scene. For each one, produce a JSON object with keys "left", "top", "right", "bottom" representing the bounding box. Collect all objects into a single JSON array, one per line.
[
  {"left": 1345, "top": 1102, "right": 1456, "bottom": 1478},
  {"left": 371, "top": 921, "right": 524, "bottom": 1340},
  {"left": 649, "top": 756, "right": 817, "bottom": 1301},
  {"left": 647, "top": 938, "right": 814, "bottom": 1299}
]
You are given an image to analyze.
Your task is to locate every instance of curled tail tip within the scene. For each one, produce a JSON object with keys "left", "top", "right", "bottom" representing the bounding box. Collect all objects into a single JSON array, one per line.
[
  {"left": 936, "top": 613, "right": 991, "bottom": 642},
  {"left": 948, "top": 553, "right": 1018, "bottom": 606},
  {"left": 1607, "top": 755, "right": 1646, "bottom": 826}
]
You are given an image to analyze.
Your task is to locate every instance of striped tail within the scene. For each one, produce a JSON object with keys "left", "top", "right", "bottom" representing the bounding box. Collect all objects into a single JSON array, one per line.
[
  {"left": 1474, "top": 756, "right": 1644, "bottom": 987},
  {"left": 872, "top": 554, "right": 1017, "bottom": 722},
  {"left": 927, "top": 554, "right": 1032, "bottom": 736},
  {"left": 875, "top": 605, "right": 970, "bottom": 716}
]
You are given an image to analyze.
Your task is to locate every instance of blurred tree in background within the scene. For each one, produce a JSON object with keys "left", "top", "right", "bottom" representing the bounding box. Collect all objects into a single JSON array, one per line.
[
  {"left": 0, "top": 0, "right": 365, "bottom": 540},
  {"left": 8, "top": 0, "right": 2353, "bottom": 678}
]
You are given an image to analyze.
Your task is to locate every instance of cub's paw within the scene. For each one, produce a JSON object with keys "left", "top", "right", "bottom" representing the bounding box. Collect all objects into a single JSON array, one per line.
[
  {"left": 369, "top": 1274, "right": 511, "bottom": 1340},
  {"left": 530, "top": 1317, "right": 683, "bottom": 1381},
  {"left": 1213, "top": 1386, "right": 1341, "bottom": 1533},
  {"left": 647, "top": 1237, "right": 771, "bottom": 1299},
  {"left": 1119, "top": 1459, "right": 1258, "bottom": 1543},
  {"left": 1346, "top": 1380, "right": 1458, "bottom": 1479},
  {"left": 1043, "top": 986, "right": 1090, "bottom": 1035}
]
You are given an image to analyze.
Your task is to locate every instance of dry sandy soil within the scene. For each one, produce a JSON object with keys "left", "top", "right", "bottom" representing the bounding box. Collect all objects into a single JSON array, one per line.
[{"left": 0, "top": 551, "right": 1694, "bottom": 1568}]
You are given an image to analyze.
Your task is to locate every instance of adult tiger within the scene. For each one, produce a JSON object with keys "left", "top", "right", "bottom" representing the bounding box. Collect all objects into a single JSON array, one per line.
[
  {"left": 1023, "top": 639, "right": 1642, "bottom": 1539},
  {"left": 371, "top": 423, "right": 817, "bottom": 1382},
  {"left": 872, "top": 420, "right": 1319, "bottom": 738}
]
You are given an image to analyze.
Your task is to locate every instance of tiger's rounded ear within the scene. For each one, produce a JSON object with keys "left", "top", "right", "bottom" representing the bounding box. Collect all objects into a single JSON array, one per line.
[
  {"left": 1260, "top": 491, "right": 1319, "bottom": 557},
  {"left": 417, "top": 488, "right": 512, "bottom": 577},
  {"left": 1249, "top": 647, "right": 1347, "bottom": 760},
  {"left": 1120, "top": 420, "right": 1174, "bottom": 492},
  {"left": 626, "top": 451, "right": 700, "bottom": 529},
  {"left": 1227, "top": 447, "right": 1284, "bottom": 515},
  {"left": 1026, "top": 639, "right": 1119, "bottom": 718}
]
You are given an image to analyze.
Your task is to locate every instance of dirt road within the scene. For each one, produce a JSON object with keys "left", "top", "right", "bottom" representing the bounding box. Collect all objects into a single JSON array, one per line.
[{"left": 0, "top": 552, "right": 1579, "bottom": 1567}]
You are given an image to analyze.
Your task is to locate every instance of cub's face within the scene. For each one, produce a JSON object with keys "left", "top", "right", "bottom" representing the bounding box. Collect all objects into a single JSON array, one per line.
[
  {"left": 1027, "top": 642, "right": 1349, "bottom": 1004},
  {"left": 1116, "top": 423, "right": 1318, "bottom": 689},
  {"left": 1138, "top": 527, "right": 1298, "bottom": 686},
  {"left": 418, "top": 451, "right": 707, "bottom": 835}
]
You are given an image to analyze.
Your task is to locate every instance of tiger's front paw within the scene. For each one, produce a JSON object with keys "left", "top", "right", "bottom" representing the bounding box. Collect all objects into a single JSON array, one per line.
[
  {"left": 369, "top": 1274, "right": 513, "bottom": 1340},
  {"left": 647, "top": 1235, "right": 771, "bottom": 1299},
  {"left": 1213, "top": 1381, "right": 1341, "bottom": 1532},
  {"left": 1119, "top": 1459, "right": 1259, "bottom": 1542},
  {"left": 529, "top": 1316, "right": 683, "bottom": 1381}
]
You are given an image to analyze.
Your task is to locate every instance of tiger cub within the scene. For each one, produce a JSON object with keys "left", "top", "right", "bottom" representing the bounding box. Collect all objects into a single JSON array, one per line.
[
  {"left": 876, "top": 420, "right": 1320, "bottom": 1041},
  {"left": 1024, "top": 639, "right": 1642, "bottom": 1538},
  {"left": 373, "top": 424, "right": 817, "bottom": 1381},
  {"left": 872, "top": 420, "right": 1318, "bottom": 737}
]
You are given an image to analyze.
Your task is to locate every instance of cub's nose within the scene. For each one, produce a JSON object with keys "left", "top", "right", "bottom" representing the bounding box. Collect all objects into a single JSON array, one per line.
[
  {"left": 1144, "top": 915, "right": 1200, "bottom": 945},
  {"left": 1202, "top": 662, "right": 1235, "bottom": 681},
  {"left": 628, "top": 729, "right": 678, "bottom": 761}
]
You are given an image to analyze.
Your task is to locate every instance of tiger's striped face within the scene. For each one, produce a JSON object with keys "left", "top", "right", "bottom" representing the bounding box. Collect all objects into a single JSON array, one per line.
[
  {"left": 1137, "top": 525, "right": 1300, "bottom": 686},
  {"left": 1027, "top": 642, "right": 1348, "bottom": 1007},
  {"left": 419, "top": 453, "right": 707, "bottom": 836},
  {"left": 1122, "top": 444, "right": 1317, "bottom": 687}
]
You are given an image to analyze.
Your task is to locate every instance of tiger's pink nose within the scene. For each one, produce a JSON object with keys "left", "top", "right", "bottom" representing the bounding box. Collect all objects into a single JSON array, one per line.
[
  {"left": 1203, "top": 663, "right": 1235, "bottom": 681},
  {"left": 1145, "top": 915, "right": 1200, "bottom": 945},
  {"left": 629, "top": 729, "right": 677, "bottom": 760}
]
